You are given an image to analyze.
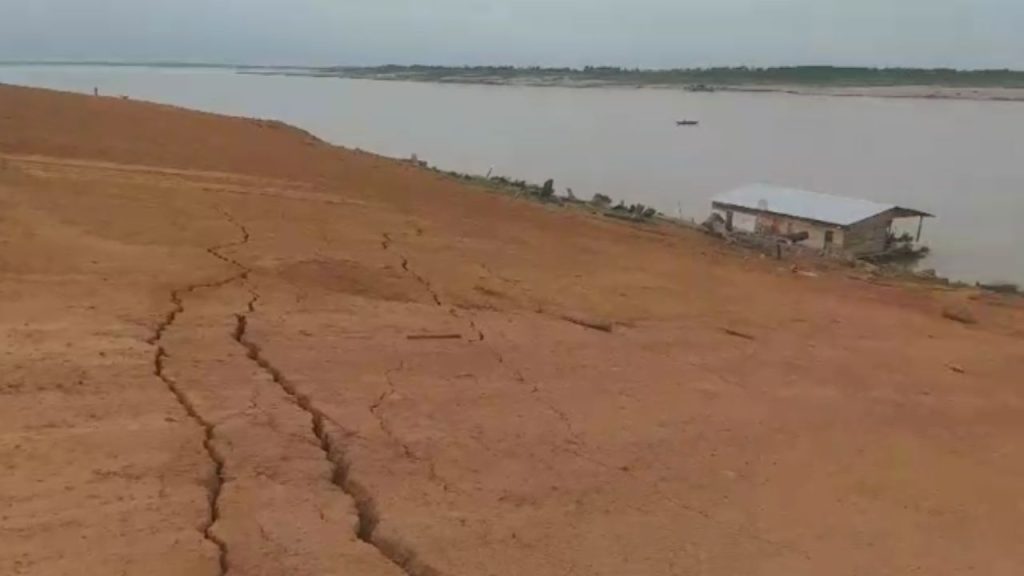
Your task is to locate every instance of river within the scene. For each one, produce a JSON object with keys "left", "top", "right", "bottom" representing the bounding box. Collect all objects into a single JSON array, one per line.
[{"left": 2, "top": 65, "right": 1022, "bottom": 285}]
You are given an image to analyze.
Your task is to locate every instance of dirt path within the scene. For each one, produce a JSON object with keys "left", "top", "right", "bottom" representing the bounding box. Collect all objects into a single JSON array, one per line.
[{"left": 2, "top": 83, "right": 1023, "bottom": 575}]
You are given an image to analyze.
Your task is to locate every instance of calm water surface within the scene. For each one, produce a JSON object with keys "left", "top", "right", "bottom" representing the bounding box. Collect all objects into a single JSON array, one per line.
[{"left": 2, "top": 66, "right": 1022, "bottom": 285}]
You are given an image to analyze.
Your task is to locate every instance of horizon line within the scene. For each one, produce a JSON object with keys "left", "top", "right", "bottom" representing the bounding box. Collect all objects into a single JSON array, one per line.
[{"left": 2, "top": 60, "right": 1023, "bottom": 73}]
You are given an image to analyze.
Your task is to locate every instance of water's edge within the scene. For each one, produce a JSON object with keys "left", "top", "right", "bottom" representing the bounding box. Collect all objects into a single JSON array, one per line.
[{"left": 1, "top": 66, "right": 1021, "bottom": 286}]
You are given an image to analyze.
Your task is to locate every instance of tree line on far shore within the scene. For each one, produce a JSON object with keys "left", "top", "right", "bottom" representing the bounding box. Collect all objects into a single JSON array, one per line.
[{"left": 324, "top": 65, "right": 1024, "bottom": 88}]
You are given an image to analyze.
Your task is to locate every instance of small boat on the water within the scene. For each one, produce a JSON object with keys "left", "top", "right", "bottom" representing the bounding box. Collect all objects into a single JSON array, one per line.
[{"left": 676, "top": 120, "right": 699, "bottom": 126}]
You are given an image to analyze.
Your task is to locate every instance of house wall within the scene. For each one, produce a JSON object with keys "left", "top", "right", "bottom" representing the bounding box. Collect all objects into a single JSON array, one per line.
[
  {"left": 842, "top": 212, "right": 893, "bottom": 256},
  {"left": 711, "top": 207, "right": 756, "bottom": 232},
  {"left": 733, "top": 211, "right": 757, "bottom": 233},
  {"left": 751, "top": 212, "right": 844, "bottom": 253},
  {"left": 712, "top": 204, "right": 855, "bottom": 254}
]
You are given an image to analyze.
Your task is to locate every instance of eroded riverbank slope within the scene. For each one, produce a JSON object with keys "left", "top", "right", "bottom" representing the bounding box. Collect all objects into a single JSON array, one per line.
[{"left": 2, "top": 84, "right": 1023, "bottom": 575}]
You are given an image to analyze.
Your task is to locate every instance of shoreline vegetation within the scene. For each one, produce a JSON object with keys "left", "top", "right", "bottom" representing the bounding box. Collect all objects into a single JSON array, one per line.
[
  {"left": 410, "top": 156, "right": 1020, "bottom": 294},
  {"left": 413, "top": 156, "right": 663, "bottom": 223}
]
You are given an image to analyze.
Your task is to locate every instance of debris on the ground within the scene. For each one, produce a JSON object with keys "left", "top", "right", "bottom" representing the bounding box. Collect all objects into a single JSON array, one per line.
[
  {"left": 857, "top": 261, "right": 880, "bottom": 275},
  {"left": 978, "top": 282, "right": 1020, "bottom": 295},
  {"left": 942, "top": 305, "right": 977, "bottom": 325},
  {"left": 407, "top": 333, "right": 464, "bottom": 340},
  {"left": 561, "top": 315, "right": 614, "bottom": 333},
  {"left": 946, "top": 363, "right": 966, "bottom": 374},
  {"left": 722, "top": 328, "right": 756, "bottom": 340}
]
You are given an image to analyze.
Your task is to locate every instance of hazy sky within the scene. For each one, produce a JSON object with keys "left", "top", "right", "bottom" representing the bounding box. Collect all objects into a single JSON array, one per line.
[{"left": 1, "top": 0, "right": 1021, "bottom": 69}]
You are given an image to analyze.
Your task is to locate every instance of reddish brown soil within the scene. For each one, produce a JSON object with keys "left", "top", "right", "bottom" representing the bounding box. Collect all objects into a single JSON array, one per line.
[{"left": 2, "top": 83, "right": 1023, "bottom": 576}]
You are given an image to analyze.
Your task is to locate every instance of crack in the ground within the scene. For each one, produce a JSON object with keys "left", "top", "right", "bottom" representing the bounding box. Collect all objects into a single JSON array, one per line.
[
  {"left": 206, "top": 209, "right": 252, "bottom": 279},
  {"left": 380, "top": 230, "right": 588, "bottom": 473},
  {"left": 449, "top": 307, "right": 486, "bottom": 342},
  {"left": 382, "top": 234, "right": 444, "bottom": 308},
  {"left": 380, "top": 229, "right": 585, "bottom": 437},
  {"left": 151, "top": 343, "right": 229, "bottom": 574},
  {"left": 509, "top": 366, "right": 583, "bottom": 446},
  {"left": 235, "top": 305, "right": 432, "bottom": 576},
  {"left": 146, "top": 211, "right": 252, "bottom": 576},
  {"left": 374, "top": 228, "right": 811, "bottom": 566},
  {"left": 370, "top": 363, "right": 453, "bottom": 494}
]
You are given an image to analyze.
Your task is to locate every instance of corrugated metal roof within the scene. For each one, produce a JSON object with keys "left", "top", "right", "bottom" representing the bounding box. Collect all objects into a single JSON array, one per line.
[{"left": 712, "top": 184, "right": 896, "bottom": 227}]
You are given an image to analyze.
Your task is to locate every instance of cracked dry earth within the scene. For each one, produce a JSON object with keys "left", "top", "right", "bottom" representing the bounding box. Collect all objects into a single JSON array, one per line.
[{"left": 3, "top": 84, "right": 1024, "bottom": 576}]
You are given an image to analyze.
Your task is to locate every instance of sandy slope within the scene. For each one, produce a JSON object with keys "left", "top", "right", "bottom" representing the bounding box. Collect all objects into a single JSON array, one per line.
[{"left": 2, "top": 83, "right": 1023, "bottom": 575}]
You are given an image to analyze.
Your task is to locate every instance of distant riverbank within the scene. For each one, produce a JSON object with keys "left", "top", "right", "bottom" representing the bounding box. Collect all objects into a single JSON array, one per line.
[
  {"left": 7, "top": 62, "right": 1024, "bottom": 101},
  {"left": 245, "top": 65, "right": 1024, "bottom": 102}
]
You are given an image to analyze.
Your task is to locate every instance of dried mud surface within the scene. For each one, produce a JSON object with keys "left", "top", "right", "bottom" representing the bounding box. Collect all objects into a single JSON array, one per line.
[{"left": 2, "top": 84, "right": 1023, "bottom": 575}]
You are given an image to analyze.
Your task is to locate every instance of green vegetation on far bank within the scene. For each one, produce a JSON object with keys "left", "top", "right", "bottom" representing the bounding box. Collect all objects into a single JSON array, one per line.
[
  {"left": 6, "top": 62, "right": 1024, "bottom": 89},
  {"left": 316, "top": 65, "right": 1024, "bottom": 88}
]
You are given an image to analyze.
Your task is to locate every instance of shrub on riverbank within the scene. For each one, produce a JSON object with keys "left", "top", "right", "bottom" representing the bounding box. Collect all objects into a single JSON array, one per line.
[{"left": 422, "top": 160, "right": 661, "bottom": 222}]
